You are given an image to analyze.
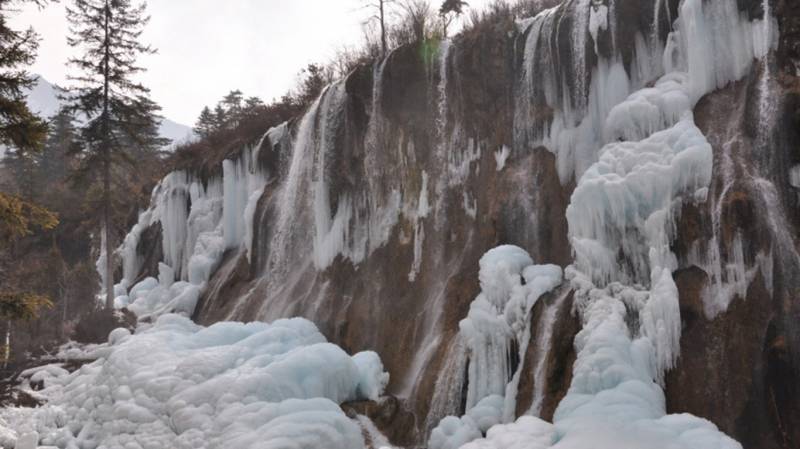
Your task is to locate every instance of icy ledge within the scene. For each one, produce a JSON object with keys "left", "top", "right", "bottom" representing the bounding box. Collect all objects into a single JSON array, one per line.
[{"left": 21, "top": 314, "right": 389, "bottom": 449}]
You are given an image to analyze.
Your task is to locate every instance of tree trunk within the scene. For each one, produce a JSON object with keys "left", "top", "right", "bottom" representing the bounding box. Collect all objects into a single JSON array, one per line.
[
  {"left": 103, "top": 163, "right": 112, "bottom": 310},
  {"left": 102, "top": 1, "right": 114, "bottom": 311},
  {"left": 380, "top": 0, "right": 387, "bottom": 57}
]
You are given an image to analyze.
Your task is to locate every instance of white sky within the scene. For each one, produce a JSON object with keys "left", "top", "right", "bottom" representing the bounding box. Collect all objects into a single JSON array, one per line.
[{"left": 11, "top": 0, "right": 489, "bottom": 126}]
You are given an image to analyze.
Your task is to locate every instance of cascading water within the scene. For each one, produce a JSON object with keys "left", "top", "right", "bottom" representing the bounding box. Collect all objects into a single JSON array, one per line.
[
  {"left": 526, "top": 288, "right": 570, "bottom": 417},
  {"left": 311, "top": 82, "right": 351, "bottom": 269},
  {"left": 757, "top": 0, "right": 775, "bottom": 122}
]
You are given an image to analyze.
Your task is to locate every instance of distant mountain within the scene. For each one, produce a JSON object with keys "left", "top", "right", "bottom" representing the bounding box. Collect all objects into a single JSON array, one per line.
[
  {"left": 24, "top": 75, "right": 195, "bottom": 146},
  {"left": 25, "top": 75, "right": 62, "bottom": 119}
]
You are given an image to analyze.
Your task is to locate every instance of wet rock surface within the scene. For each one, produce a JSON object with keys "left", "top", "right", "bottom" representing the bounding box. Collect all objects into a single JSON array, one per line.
[
  {"left": 342, "top": 396, "right": 419, "bottom": 448},
  {"left": 667, "top": 64, "right": 800, "bottom": 448}
]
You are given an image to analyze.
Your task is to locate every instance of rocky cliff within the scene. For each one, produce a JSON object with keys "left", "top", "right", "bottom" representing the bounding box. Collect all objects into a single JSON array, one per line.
[{"left": 112, "top": 0, "right": 800, "bottom": 447}]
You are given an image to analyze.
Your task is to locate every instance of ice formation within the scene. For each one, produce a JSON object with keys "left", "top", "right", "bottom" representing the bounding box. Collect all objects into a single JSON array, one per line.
[
  {"left": 24, "top": 315, "right": 388, "bottom": 449},
  {"left": 455, "top": 0, "right": 774, "bottom": 448},
  {"left": 514, "top": 2, "right": 662, "bottom": 184},
  {"left": 458, "top": 416, "right": 554, "bottom": 449},
  {"left": 110, "top": 123, "right": 279, "bottom": 318},
  {"left": 429, "top": 395, "right": 503, "bottom": 449},
  {"left": 588, "top": 1, "right": 608, "bottom": 55},
  {"left": 430, "top": 246, "right": 562, "bottom": 449}
]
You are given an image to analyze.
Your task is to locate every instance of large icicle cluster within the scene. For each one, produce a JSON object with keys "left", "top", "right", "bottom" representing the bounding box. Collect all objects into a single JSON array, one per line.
[
  {"left": 24, "top": 315, "right": 388, "bottom": 449},
  {"left": 568, "top": 0, "right": 774, "bottom": 379},
  {"left": 429, "top": 246, "right": 562, "bottom": 449},
  {"left": 451, "top": 0, "right": 775, "bottom": 448},
  {"left": 112, "top": 127, "right": 280, "bottom": 319},
  {"left": 514, "top": 1, "right": 664, "bottom": 184}
]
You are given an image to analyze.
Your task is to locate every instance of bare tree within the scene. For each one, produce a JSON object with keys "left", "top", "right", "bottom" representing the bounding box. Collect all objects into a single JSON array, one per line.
[
  {"left": 397, "top": 0, "right": 434, "bottom": 43},
  {"left": 363, "top": 0, "right": 395, "bottom": 57}
]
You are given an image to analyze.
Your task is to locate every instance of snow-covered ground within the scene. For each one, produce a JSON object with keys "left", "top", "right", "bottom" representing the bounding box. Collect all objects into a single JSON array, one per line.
[{"left": 1, "top": 315, "right": 390, "bottom": 449}]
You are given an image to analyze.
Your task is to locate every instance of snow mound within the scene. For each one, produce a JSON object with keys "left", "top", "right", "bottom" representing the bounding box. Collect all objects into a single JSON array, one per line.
[
  {"left": 459, "top": 416, "right": 554, "bottom": 449},
  {"left": 429, "top": 395, "right": 505, "bottom": 449},
  {"left": 32, "top": 314, "right": 388, "bottom": 449}
]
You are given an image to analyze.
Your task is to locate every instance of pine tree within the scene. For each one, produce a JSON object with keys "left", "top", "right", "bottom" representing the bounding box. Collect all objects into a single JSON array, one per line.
[
  {"left": 241, "top": 96, "right": 265, "bottom": 121},
  {"left": 0, "top": 1, "right": 56, "bottom": 336},
  {"left": 440, "top": 0, "right": 467, "bottom": 15},
  {"left": 0, "top": 0, "right": 48, "bottom": 154},
  {"left": 220, "top": 89, "right": 244, "bottom": 128},
  {"left": 221, "top": 90, "right": 243, "bottom": 113},
  {"left": 37, "top": 108, "right": 78, "bottom": 185},
  {"left": 63, "top": 0, "right": 165, "bottom": 310},
  {"left": 213, "top": 104, "right": 227, "bottom": 132},
  {"left": 194, "top": 106, "right": 216, "bottom": 138},
  {"left": 439, "top": 0, "right": 468, "bottom": 37},
  {"left": 296, "top": 64, "right": 328, "bottom": 106}
]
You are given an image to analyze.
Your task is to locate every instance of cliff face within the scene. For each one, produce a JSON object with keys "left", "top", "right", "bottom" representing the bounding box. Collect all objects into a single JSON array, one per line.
[{"left": 116, "top": 0, "right": 800, "bottom": 447}]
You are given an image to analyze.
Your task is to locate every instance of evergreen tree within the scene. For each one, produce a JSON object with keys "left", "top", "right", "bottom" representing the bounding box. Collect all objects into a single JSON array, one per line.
[
  {"left": 242, "top": 96, "right": 265, "bottom": 120},
  {"left": 244, "top": 96, "right": 264, "bottom": 111},
  {"left": 220, "top": 89, "right": 244, "bottom": 128},
  {"left": 38, "top": 108, "right": 78, "bottom": 185},
  {"left": 194, "top": 106, "right": 216, "bottom": 138},
  {"left": 439, "top": 0, "right": 468, "bottom": 37},
  {"left": 63, "top": 0, "right": 165, "bottom": 310},
  {"left": 0, "top": 0, "right": 56, "bottom": 331},
  {"left": 440, "top": 0, "right": 467, "bottom": 15},
  {"left": 221, "top": 90, "right": 243, "bottom": 113},
  {"left": 3, "top": 150, "right": 37, "bottom": 197},
  {"left": 213, "top": 104, "right": 227, "bottom": 132},
  {"left": 0, "top": 0, "right": 48, "bottom": 153},
  {"left": 296, "top": 64, "right": 328, "bottom": 106}
]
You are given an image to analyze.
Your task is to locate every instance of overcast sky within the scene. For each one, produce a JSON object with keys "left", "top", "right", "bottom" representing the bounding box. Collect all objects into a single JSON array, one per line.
[{"left": 11, "top": 0, "right": 489, "bottom": 126}]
